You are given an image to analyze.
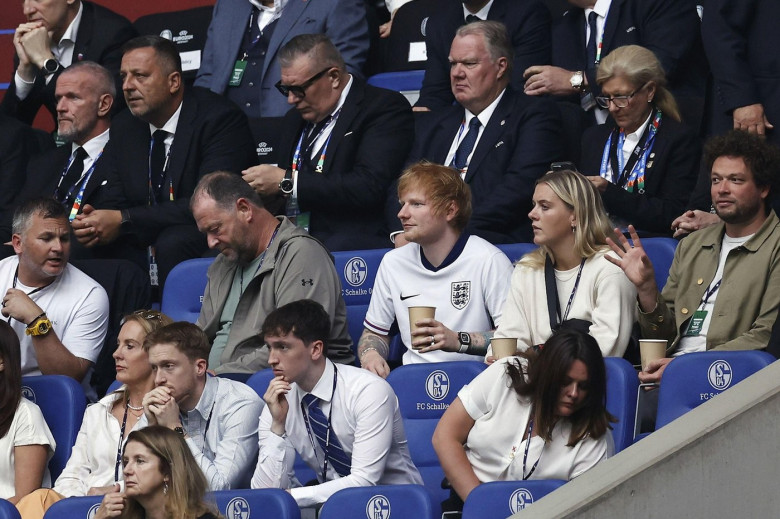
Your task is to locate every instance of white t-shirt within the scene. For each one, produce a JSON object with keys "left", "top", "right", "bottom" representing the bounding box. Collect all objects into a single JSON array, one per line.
[
  {"left": 675, "top": 233, "right": 752, "bottom": 355},
  {"left": 363, "top": 235, "right": 513, "bottom": 364},
  {"left": 458, "top": 357, "right": 612, "bottom": 483},
  {"left": 493, "top": 250, "right": 637, "bottom": 357},
  {"left": 0, "top": 397, "right": 56, "bottom": 499}
]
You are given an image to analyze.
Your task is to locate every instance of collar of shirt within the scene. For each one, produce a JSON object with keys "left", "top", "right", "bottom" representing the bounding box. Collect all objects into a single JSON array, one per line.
[
  {"left": 305, "top": 74, "right": 353, "bottom": 161},
  {"left": 72, "top": 127, "right": 110, "bottom": 160},
  {"left": 298, "top": 359, "right": 336, "bottom": 406},
  {"left": 52, "top": 1, "right": 83, "bottom": 64},
  {"left": 585, "top": 0, "right": 611, "bottom": 45},
  {"left": 445, "top": 87, "right": 506, "bottom": 172},
  {"left": 187, "top": 374, "right": 218, "bottom": 422},
  {"left": 619, "top": 110, "right": 653, "bottom": 164},
  {"left": 462, "top": 0, "right": 494, "bottom": 20},
  {"left": 248, "top": 0, "right": 289, "bottom": 30},
  {"left": 148, "top": 101, "right": 183, "bottom": 154}
]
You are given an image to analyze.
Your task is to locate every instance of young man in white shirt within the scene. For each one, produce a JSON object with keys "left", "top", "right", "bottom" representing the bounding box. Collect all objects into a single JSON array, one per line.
[{"left": 252, "top": 299, "right": 422, "bottom": 508}]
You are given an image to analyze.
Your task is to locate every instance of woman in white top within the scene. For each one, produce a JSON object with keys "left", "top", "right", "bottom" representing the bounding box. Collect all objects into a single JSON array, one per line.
[
  {"left": 0, "top": 320, "right": 55, "bottom": 503},
  {"left": 493, "top": 169, "right": 637, "bottom": 357},
  {"left": 17, "top": 310, "right": 173, "bottom": 518},
  {"left": 433, "top": 329, "right": 614, "bottom": 512}
]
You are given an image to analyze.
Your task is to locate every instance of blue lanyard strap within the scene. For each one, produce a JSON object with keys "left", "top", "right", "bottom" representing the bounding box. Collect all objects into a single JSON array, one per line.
[{"left": 599, "top": 109, "right": 662, "bottom": 193}]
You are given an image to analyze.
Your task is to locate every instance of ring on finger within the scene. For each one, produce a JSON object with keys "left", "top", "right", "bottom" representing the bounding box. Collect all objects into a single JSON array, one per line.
[{"left": 430, "top": 335, "right": 435, "bottom": 345}]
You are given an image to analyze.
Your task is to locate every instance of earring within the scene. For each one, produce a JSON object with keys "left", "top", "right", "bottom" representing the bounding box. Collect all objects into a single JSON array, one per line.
[
  {"left": 163, "top": 481, "right": 169, "bottom": 495},
  {"left": 572, "top": 225, "right": 576, "bottom": 233}
]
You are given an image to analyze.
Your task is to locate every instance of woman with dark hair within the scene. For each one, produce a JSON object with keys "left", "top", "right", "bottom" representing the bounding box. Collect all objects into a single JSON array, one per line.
[
  {"left": 95, "top": 426, "right": 219, "bottom": 519},
  {"left": 433, "top": 329, "right": 614, "bottom": 511},
  {"left": 17, "top": 311, "right": 173, "bottom": 519},
  {"left": 493, "top": 169, "right": 636, "bottom": 357},
  {"left": 580, "top": 45, "right": 701, "bottom": 235},
  {"left": 0, "top": 321, "right": 55, "bottom": 503}
]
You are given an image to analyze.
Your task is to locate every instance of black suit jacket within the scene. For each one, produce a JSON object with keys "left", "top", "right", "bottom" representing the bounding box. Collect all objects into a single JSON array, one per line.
[
  {"left": 580, "top": 115, "right": 701, "bottom": 234},
  {"left": 1, "top": 1, "right": 137, "bottom": 125},
  {"left": 552, "top": 0, "right": 706, "bottom": 126},
  {"left": 110, "top": 87, "right": 256, "bottom": 245},
  {"left": 416, "top": 0, "right": 551, "bottom": 110},
  {"left": 702, "top": 0, "right": 780, "bottom": 146},
  {"left": 276, "top": 78, "right": 414, "bottom": 251},
  {"left": 408, "top": 87, "right": 562, "bottom": 243}
]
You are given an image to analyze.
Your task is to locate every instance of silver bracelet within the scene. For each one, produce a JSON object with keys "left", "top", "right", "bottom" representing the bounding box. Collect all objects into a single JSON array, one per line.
[{"left": 359, "top": 346, "right": 379, "bottom": 359}]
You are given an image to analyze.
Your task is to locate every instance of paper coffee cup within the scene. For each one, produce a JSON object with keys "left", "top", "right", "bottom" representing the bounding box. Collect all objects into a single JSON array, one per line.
[
  {"left": 639, "top": 339, "right": 667, "bottom": 371},
  {"left": 408, "top": 306, "right": 435, "bottom": 349},
  {"left": 491, "top": 337, "right": 518, "bottom": 359}
]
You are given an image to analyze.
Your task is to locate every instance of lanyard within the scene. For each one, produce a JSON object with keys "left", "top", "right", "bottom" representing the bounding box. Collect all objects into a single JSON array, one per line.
[
  {"left": 241, "top": 8, "right": 262, "bottom": 60},
  {"left": 593, "top": 11, "right": 608, "bottom": 66},
  {"left": 291, "top": 108, "right": 342, "bottom": 175},
  {"left": 699, "top": 279, "right": 722, "bottom": 308},
  {"left": 114, "top": 399, "right": 130, "bottom": 481},
  {"left": 557, "top": 259, "right": 586, "bottom": 326},
  {"left": 300, "top": 366, "right": 338, "bottom": 482},
  {"left": 147, "top": 139, "right": 173, "bottom": 205},
  {"left": 239, "top": 222, "right": 280, "bottom": 293},
  {"left": 7, "top": 267, "right": 49, "bottom": 323},
  {"left": 521, "top": 413, "right": 542, "bottom": 480},
  {"left": 599, "top": 109, "right": 662, "bottom": 193},
  {"left": 181, "top": 401, "right": 215, "bottom": 454},
  {"left": 57, "top": 150, "right": 104, "bottom": 221}
]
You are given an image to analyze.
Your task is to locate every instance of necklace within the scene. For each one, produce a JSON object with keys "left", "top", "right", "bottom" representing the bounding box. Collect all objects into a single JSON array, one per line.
[{"left": 126, "top": 397, "right": 144, "bottom": 411}]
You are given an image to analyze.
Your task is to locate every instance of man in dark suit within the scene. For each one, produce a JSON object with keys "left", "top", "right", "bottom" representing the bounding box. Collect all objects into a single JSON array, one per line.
[
  {"left": 70, "top": 36, "right": 256, "bottom": 288},
  {"left": 702, "top": 0, "right": 780, "bottom": 147},
  {"left": 414, "top": 0, "right": 551, "bottom": 111},
  {"left": 404, "top": 21, "right": 560, "bottom": 244},
  {"left": 2, "top": 0, "right": 136, "bottom": 126},
  {"left": 523, "top": 0, "right": 706, "bottom": 130},
  {"left": 2, "top": 62, "right": 122, "bottom": 250},
  {"left": 194, "top": 0, "right": 369, "bottom": 119},
  {"left": 242, "top": 33, "right": 414, "bottom": 251}
]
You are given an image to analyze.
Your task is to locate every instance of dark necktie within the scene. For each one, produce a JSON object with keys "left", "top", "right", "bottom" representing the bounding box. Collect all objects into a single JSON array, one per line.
[
  {"left": 465, "top": 14, "right": 481, "bottom": 24},
  {"left": 586, "top": 11, "right": 599, "bottom": 69},
  {"left": 58, "top": 146, "right": 88, "bottom": 203},
  {"left": 301, "top": 393, "right": 351, "bottom": 477},
  {"left": 304, "top": 117, "right": 331, "bottom": 154},
  {"left": 452, "top": 117, "right": 481, "bottom": 172},
  {"left": 150, "top": 129, "right": 169, "bottom": 200}
]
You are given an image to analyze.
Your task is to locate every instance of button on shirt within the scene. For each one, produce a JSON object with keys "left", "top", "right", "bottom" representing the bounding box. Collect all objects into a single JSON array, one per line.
[
  {"left": 181, "top": 376, "right": 263, "bottom": 489},
  {"left": 252, "top": 360, "right": 422, "bottom": 508}
]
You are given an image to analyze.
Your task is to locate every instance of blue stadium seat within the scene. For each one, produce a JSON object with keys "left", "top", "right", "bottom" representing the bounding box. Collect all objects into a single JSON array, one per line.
[
  {"left": 604, "top": 357, "right": 639, "bottom": 453},
  {"left": 43, "top": 495, "right": 101, "bottom": 519},
  {"left": 367, "top": 71, "right": 426, "bottom": 105},
  {"left": 21, "top": 375, "right": 87, "bottom": 481},
  {"left": 319, "top": 484, "right": 436, "bottom": 519},
  {"left": 160, "top": 257, "right": 215, "bottom": 323},
  {"left": 462, "top": 480, "right": 566, "bottom": 518},
  {"left": 0, "top": 499, "right": 21, "bottom": 519},
  {"left": 634, "top": 237, "right": 677, "bottom": 290},
  {"left": 386, "top": 362, "right": 487, "bottom": 506},
  {"left": 245, "top": 369, "right": 317, "bottom": 486},
  {"left": 331, "top": 248, "right": 391, "bottom": 355},
  {"left": 210, "top": 489, "right": 300, "bottom": 519},
  {"left": 655, "top": 350, "right": 775, "bottom": 429},
  {"left": 217, "top": 372, "right": 252, "bottom": 383},
  {"left": 496, "top": 242, "right": 538, "bottom": 263}
]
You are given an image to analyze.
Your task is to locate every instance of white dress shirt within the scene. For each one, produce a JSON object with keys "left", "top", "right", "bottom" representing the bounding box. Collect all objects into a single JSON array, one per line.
[
  {"left": 444, "top": 88, "right": 506, "bottom": 178},
  {"left": 586, "top": 0, "right": 612, "bottom": 124},
  {"left": 149, "top": 101, "right": 183, "bottom": 158},
  {"left": 252, "top": 360, "right": 422, "bottom": 508},
  {"left": 181, "top": 376, "right": 263, "bottom": 490}
]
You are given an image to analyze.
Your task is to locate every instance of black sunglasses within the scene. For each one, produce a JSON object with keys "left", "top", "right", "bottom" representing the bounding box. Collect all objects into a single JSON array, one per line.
[{"left": 275, "top": 67, "right": 333, "bottom": 98}]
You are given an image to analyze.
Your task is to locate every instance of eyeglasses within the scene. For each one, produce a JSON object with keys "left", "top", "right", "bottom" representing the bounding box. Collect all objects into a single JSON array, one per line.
[
  {"left": 275, "top": 67, "right": 333, "bottom": 98},
  {"left": 595, "top": 83, "right": 648, "bottom": 109}
]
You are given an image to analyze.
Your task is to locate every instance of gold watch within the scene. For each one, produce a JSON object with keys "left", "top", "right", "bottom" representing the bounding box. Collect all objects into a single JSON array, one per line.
[{"left": 26, "top": 314, "right": 52, "bottom": 336}]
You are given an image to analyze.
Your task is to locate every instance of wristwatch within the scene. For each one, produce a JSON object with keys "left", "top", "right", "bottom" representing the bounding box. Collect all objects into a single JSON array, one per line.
[
  {"left": 279, "top": 168, "right": 294, "bottom": 195},
  {"left": 570, "top": 70, "right": 585, "bottom": 92},
  {"left": 42, "top": 58, "right": 60, "bottom": 75},
  {"left": 26, "top": 314, "right": 52, "bottom": 336},
  {"left": 458, "top": 331, "right": 471, "bottom": 353}
]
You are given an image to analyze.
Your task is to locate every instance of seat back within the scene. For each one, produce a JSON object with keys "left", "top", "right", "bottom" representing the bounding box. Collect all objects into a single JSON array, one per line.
[
  {"left": 161, "top": 257, "right": 215, "bottom": 323},
  {"left": 245, "top": 369, "right": 317, "bottom": 485},
  {"left": 656, "top": 351, "right": 775, "bottom": 428},
  {"left": 496, "top": 242, "right": 538, "bottom": 263},
  {"left": 319, "top": 484, "right": 436, "bottom": 519},
  {"left": 331, "top": 248, "right": 390, "bottom": 356},
  {"left": 0, "top": 499, "right": 21, "bottom": 519},
  {"left": 386, "top": 362, "right": 487, "bottom": 504},
  {"left": 637, "top": 237, "right": 678, "bottom": 291},
  {"left": 462, "top": 480, "right": 566, "bottom": 518},
  {"left": 604, "top": 357, "right": 639, "bottom": 452},
  {"left": 367, "top": 70, "right": 426, "bottom": 105},
  {"left": 22, "top": 375, "right": 86, "bottom": 480},
  {"left": 43, "top": 496, "right": 101, "bottom": 519},
  {"left": 210, "top": 489, "right": 300, "bottom": 519}
]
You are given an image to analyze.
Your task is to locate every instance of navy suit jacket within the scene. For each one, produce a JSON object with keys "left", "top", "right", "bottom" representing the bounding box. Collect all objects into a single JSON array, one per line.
[
  {"left": 1, "top": 1, "right": 136, "bottom": 125},
  {"left": 195, "top": 0, "right": 369, "bottom": 118},
  {"left": 275, "top": 78, "right": 414, "bottom": 251},
  {"left": 580, "top": 115, "right": 701, "bottom": 234},
  {"left": 109, "top": 87, "right": 256, "bottom": 245},
  {"left": 702, "top": 0, "right": 780, "bottom": 146},
  {"left": 416, "top": 0, "right": 551, "bottom": 110},
  {"left": 552, "top": 0, "right": 706, "bottom": 125},
  {"left": 408, "top": 87, "right": 562, "bottom": 243}
]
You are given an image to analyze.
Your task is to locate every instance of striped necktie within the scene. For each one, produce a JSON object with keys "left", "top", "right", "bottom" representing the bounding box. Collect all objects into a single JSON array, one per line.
[{"left": 301, "top": 393, "right": 351, "bottom": 477}]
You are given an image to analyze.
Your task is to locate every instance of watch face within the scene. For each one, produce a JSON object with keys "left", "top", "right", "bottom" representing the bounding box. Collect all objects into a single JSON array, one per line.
[
  {"left": 39, "top": 322, "right": 50, "bottom": 334},
  {"left": 459, "top": 332, "right": 471, "bottom": 345},
  {"left": 280, "top": 178, "right": 294, "bottom": 193}
]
